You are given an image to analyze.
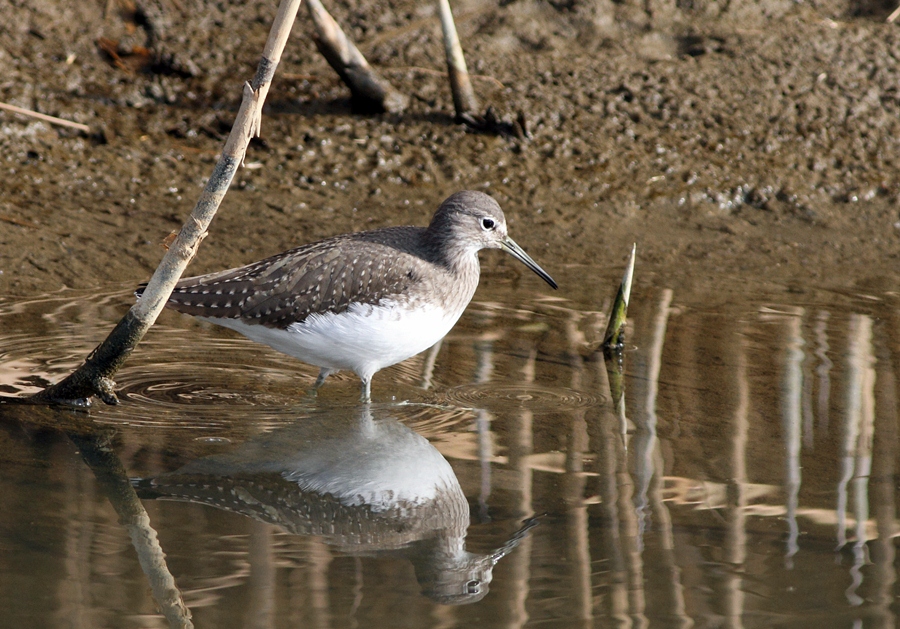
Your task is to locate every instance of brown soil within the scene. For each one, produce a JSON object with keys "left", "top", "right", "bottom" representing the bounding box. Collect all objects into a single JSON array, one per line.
[{"left": 2, "top": 0, "right": 899, "bottom": 297}]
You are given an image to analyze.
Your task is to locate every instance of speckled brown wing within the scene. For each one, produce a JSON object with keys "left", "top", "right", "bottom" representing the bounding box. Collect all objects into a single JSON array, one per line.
[{"left": 159, "top": 226, "right": 434, "bottom": 329}]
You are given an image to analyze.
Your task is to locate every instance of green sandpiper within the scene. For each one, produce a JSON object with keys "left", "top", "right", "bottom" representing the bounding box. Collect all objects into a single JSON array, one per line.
[{"left": 139, "top": 190, "right": 557, "bottom": 400}]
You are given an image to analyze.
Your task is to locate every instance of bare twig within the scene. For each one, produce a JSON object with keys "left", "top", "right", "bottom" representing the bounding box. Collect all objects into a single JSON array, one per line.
[
  {"left": 437, "top": 0, "right": 479, "bottom": 119},
  {"left": 0, "top": 213, "right": 40, "bottom": 229},
  {"left": 0, "top": 101, "right": 92, "bottom": 134},
  {"left": 306, "top": 0, "right": 408, "bottom": 113},
  {"left": 889, "top": 4, "right": 900, "bottom": 22},
  {"left": 30, "top": 0, "right": 304, "bottom": 406}
]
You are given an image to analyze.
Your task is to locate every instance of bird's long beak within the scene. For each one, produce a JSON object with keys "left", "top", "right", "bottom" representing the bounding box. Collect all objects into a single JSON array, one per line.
[{"left": 501, "top": 237, "right": 558, "bottom": 289}]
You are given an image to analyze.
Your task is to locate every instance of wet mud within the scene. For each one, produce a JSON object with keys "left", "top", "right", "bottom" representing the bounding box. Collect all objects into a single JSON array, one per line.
[{"left": 2, "top": 0, "right": 899, "bottom": 297}]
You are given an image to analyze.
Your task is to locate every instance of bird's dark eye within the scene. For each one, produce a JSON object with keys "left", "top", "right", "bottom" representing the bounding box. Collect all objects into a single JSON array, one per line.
[
  {"left": 480, "top": 217, "right": 495, "bottom": 231},
  {"left": 465, "top": 579, "right": 481, "bottom": 594}
]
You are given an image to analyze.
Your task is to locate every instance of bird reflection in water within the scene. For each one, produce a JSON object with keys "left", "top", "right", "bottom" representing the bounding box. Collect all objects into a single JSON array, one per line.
[{"left": 133, "top": 405, "right": 536, "bottom": 605}]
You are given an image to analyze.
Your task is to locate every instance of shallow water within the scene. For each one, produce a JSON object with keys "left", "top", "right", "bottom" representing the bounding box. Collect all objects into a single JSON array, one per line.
[{"left": 1, "top": 267, "right": 899, "bottom": 628}]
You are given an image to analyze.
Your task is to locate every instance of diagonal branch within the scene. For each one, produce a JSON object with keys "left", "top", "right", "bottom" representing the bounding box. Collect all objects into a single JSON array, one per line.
[
  {"left": 0, "top": 101, "right": 93, "bottom": 134},
  {"left": 30, "top": 0, "right": 305, "bottom": 407},
  {"left": 306, "top": 0, "right": 408, "bottom": 113}
]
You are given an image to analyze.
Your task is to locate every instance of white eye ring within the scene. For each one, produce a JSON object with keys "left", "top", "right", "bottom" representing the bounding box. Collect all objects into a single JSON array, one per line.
[{"left": 480, "top": 217, "right": 496, "bottom": 231}]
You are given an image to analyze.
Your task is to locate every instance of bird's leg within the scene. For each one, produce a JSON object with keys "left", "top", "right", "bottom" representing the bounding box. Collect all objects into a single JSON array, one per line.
[
  {"left": 313, "top": 368, "right": 332, "bottom": 389},
  {"left": 307, "top": 368, "right": 334, "bottom": 397},
  {"left": 359, "top": 377, "right": 372, "bottom": 403}
]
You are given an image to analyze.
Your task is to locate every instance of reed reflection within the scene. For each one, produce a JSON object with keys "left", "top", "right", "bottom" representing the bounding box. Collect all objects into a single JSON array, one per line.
[
  {"left": 134, "top": 405, "right": 534, "bottom": 605},
  {"left": 841, "top": 314, "right": 875, "bottom": 606},
  {"left": 782, "top": 307, "right": 803, "bottom": 566},
  {"left": 871, "top": 316, "right": 898, "bottom": 628},
  {"left": 625, "top": 287, "right": 686, "bottom": 628},
  {"left": 579, "top": 292, "right": 900, "bottom": 626}
]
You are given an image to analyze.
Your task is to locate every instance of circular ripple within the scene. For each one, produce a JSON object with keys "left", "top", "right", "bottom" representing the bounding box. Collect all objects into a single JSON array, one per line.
[
  {"left": 115, "top": 370, "right": 303, "bottom": 411},
  {"left": 441, "top": 383, "right": 603, "bottom": 411},
  {"left": 89, "top": 371, "right": 313, "bottom": 431}
]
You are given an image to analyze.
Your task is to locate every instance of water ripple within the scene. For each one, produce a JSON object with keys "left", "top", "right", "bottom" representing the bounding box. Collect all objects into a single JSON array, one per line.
[{"left": 441, "top": 382, "right": 602, "bottom": 411}]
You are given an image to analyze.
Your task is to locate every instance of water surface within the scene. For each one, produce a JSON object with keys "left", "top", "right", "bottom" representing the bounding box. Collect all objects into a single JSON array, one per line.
[{"left": 1, "top": 267, "right": 898, "bottom": 628}]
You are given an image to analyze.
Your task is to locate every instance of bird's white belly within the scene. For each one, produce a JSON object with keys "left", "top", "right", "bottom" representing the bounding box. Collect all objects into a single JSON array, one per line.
[{"left": 199, "top": 300, "right": 461, "bottom": 379}]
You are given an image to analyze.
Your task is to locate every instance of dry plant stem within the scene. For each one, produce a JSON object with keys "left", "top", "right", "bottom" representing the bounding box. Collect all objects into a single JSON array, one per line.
[
  {"left": 306, "top": 0, "right": 408, "bottom": 113},
  {"left": 70, "top": 430, "right": 194, "bottom": 628},
  {"left": 29, "top": 0, "right": 304, "bottom": 406},
  {"left": 0, "top": 101, "right": 93, "bottom": 133},
  {"left": 438, "top": 0, "right": 479, "bottom": 119}
]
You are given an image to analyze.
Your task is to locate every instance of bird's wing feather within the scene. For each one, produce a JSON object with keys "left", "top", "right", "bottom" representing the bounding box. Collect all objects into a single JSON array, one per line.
[{"left": 163, "top": 228, "right": 434, "bottom": 328}]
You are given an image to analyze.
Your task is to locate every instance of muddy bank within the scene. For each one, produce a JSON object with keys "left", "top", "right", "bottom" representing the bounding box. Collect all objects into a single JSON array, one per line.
[{"left": 1, "top": 0, "right": 899, "bottom": 298}]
